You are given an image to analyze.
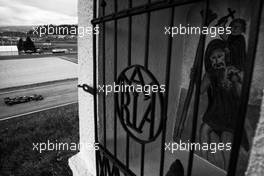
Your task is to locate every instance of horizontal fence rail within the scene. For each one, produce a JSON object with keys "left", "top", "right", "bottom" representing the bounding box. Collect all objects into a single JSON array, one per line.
[{"left": 91, "top": 0, "right": 201, "bottom": 24}]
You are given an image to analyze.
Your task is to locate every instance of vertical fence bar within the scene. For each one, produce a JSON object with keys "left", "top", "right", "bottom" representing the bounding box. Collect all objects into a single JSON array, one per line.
[
  {"left": 93, "top": 0, "right": 99, "bottom": 175},
  {"left": 140, "top": 144, "right": 145, "bottom": 176},
  {"left": 159, "top": 1, "right": 175, "bottom": 175},
  {"left": 227, "top": 0, "right": 263, "bottom": 175},
  {"left": 114, "top": 0, "right": 118, "bottom": 157},
  {"left": 186, "top": 1, "right": 209, "bottom": 176},
  {"left": 139, "top": 1, "right": 152, "bottom": 175},
  {"left": 126, "top": 0, "right": 133, "bottom": 173},
  {"left": 125, "top": 136, "right": 130, "bottom": 172},
  {"left": 101, "top": 0, "right": 107, "bottom": 148},
  {"left": 128, "top": 0, "right": 132, "bottom": 66},
  {"left": 144, "top": 0, "right": 151, "bottom": 69}
]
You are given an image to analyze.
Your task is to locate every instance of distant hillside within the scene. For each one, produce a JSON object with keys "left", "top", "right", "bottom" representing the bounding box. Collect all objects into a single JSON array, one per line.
[
  {"left": 0, "top": 26, "right": 34, "bottom": 33},
  {"left": 0, "top": 25, "right": 78, "bottom": 35}
]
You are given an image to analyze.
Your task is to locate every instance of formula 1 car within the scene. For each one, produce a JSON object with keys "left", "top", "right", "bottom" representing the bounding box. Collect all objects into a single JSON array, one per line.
[
  {"left": 29, "top": 94, "right": 44, "bottom": 101},
  {"left": 4, "top": 94, "right": 44, "bottom": 106}
]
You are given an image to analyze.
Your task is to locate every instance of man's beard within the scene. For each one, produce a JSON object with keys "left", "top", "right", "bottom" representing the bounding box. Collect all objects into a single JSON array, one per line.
[{"left": 211, "top": 68, "right": 226, "bottom": 82}]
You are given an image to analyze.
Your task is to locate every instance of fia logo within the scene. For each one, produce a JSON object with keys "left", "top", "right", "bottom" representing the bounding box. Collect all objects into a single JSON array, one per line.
[{"left": 116, "top": 65, "right": 164, "bottom": 143}]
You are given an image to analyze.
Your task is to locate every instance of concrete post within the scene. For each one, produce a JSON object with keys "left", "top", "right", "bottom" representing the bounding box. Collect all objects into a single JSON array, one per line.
[{"left": 68, "top": 0, "right": 96, "bottom": 175}]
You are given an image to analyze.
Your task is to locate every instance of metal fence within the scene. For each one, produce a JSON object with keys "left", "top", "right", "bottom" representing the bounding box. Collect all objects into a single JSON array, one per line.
[{"left": 81, "top": 0, "right": 264, "bottom": 175}]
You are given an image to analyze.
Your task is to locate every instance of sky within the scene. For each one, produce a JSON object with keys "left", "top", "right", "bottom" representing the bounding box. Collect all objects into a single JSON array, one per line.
[{"left": 0, "top": 0, "right": 77, "bottom": 26}]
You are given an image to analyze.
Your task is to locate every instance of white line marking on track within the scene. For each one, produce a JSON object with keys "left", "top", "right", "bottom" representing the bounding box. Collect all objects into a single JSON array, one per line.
[
  {"left": 0, "top": 80, "right": 77, "bottom": 95},
  {"left": 0, "top": 101, "right": 77, "bottom": 121}
]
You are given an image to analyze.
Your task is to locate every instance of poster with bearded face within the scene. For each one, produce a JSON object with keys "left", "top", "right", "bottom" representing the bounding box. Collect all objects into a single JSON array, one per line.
[{"left": 173, "top": 1, "right": 264, "bottom": 174}]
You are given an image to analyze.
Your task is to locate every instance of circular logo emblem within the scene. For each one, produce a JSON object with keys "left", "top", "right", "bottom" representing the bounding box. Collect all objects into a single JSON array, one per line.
[{"left": 116, "top": 65, "right": 164, "bottom": 143}]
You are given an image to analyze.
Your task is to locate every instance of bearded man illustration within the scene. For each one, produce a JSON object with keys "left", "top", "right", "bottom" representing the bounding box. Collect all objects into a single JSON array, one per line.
[{"left": 199, "top": 39, "right": 250, "bottom": 166}]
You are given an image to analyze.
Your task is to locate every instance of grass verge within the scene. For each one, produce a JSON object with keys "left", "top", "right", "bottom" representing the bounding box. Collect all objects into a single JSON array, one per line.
[{"left": 0, "top": 103, "right": 79, "bottom": 176}]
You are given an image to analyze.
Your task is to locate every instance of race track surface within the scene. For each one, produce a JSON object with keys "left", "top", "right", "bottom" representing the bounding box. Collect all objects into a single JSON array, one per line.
[{"left": 0, "top": 79, "right": 78, "bottom": 120}]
